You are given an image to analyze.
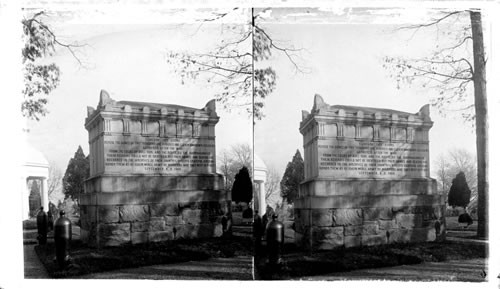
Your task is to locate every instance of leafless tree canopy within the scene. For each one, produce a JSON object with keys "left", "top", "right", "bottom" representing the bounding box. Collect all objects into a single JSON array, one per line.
[
  {"left": 383, "top": 10, "right": 476, "bottom": 122},
  {"left": 47, "top": 163, "right": 64, "bottom": 205},
  {"left": 218, "top": 143, "right": 252, "bottom": 192},
  {"left": 166, "top": 8, "right": 307, "bottom": 120},
  {"left": 265, "top": 166, "right": 281, "bottom": 205}
]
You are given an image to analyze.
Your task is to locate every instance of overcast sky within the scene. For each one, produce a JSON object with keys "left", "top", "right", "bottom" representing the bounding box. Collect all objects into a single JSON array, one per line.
[{"left": 24, "top": 6, "right": 491, "bottom": 180}]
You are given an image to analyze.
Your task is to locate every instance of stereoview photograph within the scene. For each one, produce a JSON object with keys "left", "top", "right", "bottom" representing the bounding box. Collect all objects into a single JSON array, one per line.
[{"left": 15, "top": 3, "right": 490, "bottom": 283}]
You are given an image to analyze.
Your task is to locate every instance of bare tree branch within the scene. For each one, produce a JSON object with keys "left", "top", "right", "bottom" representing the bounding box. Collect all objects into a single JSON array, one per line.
[
  {"left": 405, "top": 63, "right": 472, "bottom": 80},
  {"left": 25, "top": 11, "right": 88, "bottom": 67},
  {"left": 397, "top": 11, "right": 462, "bottom": 31},
  {"left": 165, "top": 8, "right": 308, "bottom": 120},
  {"left": 383, "top": 10, "right": 476, "bottom": 122}
]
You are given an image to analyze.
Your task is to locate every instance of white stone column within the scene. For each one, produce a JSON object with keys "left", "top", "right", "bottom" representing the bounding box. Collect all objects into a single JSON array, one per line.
[
  {"left": 41, "top": 178, "right": 49, "bottom": 212},
  {"left": 254, "top": 154, "right": 268, "bottom": 216},
  {"left": 22, "top": 178, "right": 30, "bottom": 219},
  {"left": 258, "top": 181, "right": 266, "bottom": 217}
]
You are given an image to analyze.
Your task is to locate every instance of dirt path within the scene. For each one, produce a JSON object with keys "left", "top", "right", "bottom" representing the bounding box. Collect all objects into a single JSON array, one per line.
[
  {"left": 301, "top": 258, "right": 487, "bottom": 282},
  {"left": 75, "top": 255, "right": 253, "bottom": 280}
]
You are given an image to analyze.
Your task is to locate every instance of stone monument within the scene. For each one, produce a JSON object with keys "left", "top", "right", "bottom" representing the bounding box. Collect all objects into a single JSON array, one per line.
[
  {"left": 294, "top": 94, "right": 445, "bottom": 250},
  {"left": 80, "top": 90, "right": 228, "bottom": 247}
]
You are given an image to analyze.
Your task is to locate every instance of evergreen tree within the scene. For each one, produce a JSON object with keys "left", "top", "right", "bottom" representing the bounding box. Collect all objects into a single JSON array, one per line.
[
  {"left": 62, "top": 146, "right": 89, "bottom": 203},
  {"left": 231, "top": 166, "right": 253, "bottom": 203},
  {"left": 280, "top": 150, "right": 304, "bottom": 204},
  {"left": 448, "top": 171, "right": 472, "bottom": 208}
]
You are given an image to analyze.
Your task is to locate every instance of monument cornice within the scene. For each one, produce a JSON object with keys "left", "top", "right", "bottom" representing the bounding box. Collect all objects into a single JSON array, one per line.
[
  {"left": 91, "top": 111, "right": 219, "bottom": 124},
  {"left": 300, "top": 94, "right": 434, "bottom": 131},
  {"left": 85, "top": 89, "right": 219, "bottom": 129},
  {"left": 310, "top": 115, "right": 433, "bottom": 128}
]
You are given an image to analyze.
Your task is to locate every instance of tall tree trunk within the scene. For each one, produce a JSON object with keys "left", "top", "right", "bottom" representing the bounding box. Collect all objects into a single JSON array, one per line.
[{"left": 470, "top": 11, "right": 488, "bottom": 238}]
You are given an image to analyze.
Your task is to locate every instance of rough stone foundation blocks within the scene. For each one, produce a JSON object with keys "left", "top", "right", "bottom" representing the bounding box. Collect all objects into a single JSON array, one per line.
[
  {"left": 332, "top": 209, "right": 363, "bottom": 226},
  {"left": 120, "top": 205, "right": 149, "bottom": 222}
]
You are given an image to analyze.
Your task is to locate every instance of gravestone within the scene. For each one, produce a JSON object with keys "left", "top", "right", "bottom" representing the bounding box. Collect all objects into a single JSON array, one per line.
[
  {"left": 294, "top": 94, "right": 445, "bottom": 250},
  {"left": 80, "top": 90, "right": 228, "bottom": 247}
]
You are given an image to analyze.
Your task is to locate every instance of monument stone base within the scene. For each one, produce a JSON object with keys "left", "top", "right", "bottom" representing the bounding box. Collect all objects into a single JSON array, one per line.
[
  {"left": 80, "top": 174, "right": 228, "bottom": 247},
  {"left": 294, "top": 178, "right": 446, "bottom": 250}
]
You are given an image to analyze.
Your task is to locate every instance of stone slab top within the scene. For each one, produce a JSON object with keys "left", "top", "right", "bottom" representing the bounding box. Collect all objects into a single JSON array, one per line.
[
  {"left": 86, "top": 89, "right": 218, "bottom": 123},
  {"left": 116, "top": 100, "right": 197, "bottom": 112},
  {"left": 301, "top": 94, "right": 432, "bottom": 127},
  {"left": 328, "top": 105, "right": 418, "bottom": 117}
]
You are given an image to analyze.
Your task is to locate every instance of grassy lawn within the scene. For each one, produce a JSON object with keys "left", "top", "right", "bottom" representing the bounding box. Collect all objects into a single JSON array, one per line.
[
  {"left": 35, "top": 236, "right": 253, "bottom": 278},
  {"left": 23, "top": 219, "right": 38, "bottom": 230},
  {"left": 255, "top": 240, "right": 486, "bottom": 280}
]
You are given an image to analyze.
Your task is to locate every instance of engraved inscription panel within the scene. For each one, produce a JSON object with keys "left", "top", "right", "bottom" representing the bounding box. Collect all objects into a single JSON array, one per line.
[
  {"left": 103, "top": 135, "right": 216, "bottom": 174},
  {"left": 318, "top": 139, "right": 429, "bottom": 179}
]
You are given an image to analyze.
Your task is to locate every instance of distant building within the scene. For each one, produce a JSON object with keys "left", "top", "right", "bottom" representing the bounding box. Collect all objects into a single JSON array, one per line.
[
  {"left": 254, "top": 154, "right": 267, "bottom": 216},
  {"left": 23, "top": 144, "right": 49, "bottom": 219}
]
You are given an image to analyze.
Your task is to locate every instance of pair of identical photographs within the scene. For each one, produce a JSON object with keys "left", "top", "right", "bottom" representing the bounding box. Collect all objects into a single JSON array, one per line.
[{"left": 21, "top": 3, "right": 488, "bottom": 283}]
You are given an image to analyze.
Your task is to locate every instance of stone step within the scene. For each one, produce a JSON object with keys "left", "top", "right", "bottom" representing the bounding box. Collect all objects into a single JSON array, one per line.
[
  {"left": 23, "top": 229, "right": 38, "bottom": 239},
  {"left": 231, "top": 225, "right": 253, "bottom": 238},
  {"left": 232, "top": 225, "right": 253, "bottom": 233},
  {"left": 232, "top": 231, "right": 252, "bottom": 238}
]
